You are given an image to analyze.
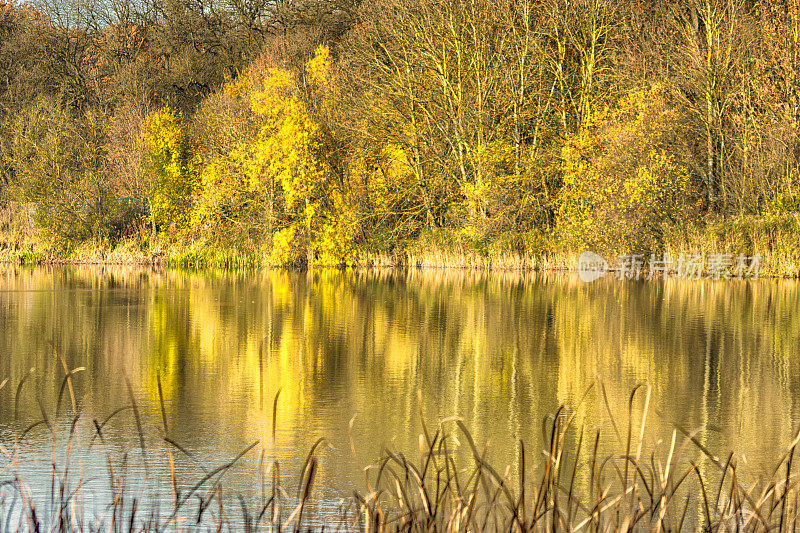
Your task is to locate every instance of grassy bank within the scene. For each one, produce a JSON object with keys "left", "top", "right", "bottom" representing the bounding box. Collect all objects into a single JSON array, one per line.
[
  {"left": 2, "top": 211, "right": 800, "bottom": 276},
  {"left": 3, "top": 367, "right": 800, "bottom": 530}
]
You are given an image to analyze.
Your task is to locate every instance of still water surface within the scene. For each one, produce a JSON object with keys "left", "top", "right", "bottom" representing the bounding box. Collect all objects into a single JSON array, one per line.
[{"left": 0, "top": 265, "right": 798, "bottom": 522}]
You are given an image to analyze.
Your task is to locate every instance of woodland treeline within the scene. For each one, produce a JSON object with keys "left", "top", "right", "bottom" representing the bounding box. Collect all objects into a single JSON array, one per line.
[{"left": 1, "top": 0, "right": 799, "bottom": 267}]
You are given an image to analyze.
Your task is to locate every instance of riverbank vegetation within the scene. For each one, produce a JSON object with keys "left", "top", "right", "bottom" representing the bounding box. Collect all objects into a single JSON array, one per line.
[
  {"left": 1, "top": 0, "right": 800, "bottom": 273},
  {"left": 3, "top": 370, "right": 800, "bottom": 530}
]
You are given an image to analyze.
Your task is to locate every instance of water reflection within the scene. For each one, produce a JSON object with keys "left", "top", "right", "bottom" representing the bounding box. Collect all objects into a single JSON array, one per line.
[{"left": 0, "top": 265, "right": 798, "bottom": 504}]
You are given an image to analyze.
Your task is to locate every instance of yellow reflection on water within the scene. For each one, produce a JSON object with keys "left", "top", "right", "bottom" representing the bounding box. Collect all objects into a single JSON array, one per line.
[{"left": 0, "top": 265, "right": 798, "bottom": 498}]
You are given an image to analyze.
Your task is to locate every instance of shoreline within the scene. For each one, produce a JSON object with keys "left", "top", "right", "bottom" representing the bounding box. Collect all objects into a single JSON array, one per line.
[
  {"left": 1, "top": 251, "right": 798, "bottom": 279},
  {"left": 3, "top": 212, "right": 800, "bottom": 276}
]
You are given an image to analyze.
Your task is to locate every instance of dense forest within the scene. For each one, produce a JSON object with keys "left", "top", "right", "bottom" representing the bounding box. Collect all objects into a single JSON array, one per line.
[{"left": 1, "top": 0, "right": 799, "bottom": 271}]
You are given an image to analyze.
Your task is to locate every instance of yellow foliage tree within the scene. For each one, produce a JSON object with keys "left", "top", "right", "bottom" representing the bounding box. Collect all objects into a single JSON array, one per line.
[
  {"left": 249, "top": 46, "right": 352, "bottom": 265},
  {"left": 142, "top": 108, "right": 198, "bottom": 237},
  {"left": 189, "top": 46, "right": 356, "bottom": 264},
  {"left": 556, "top": 84, "right": 696, "bottom": 254}
]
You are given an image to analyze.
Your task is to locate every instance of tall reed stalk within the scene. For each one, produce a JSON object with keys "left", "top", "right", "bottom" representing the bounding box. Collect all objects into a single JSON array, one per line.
[{"left": 2, "top": 361, "right": 800, "bottom": 531}]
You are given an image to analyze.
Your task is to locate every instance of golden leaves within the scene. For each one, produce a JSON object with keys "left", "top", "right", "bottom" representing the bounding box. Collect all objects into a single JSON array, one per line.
[{"left": 306, "top": 46, "right": 331, "bottom": 88}]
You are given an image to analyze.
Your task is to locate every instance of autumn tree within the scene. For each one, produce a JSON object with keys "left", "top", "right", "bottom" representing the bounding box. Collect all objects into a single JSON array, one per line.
[
  {"left": 190, "top": 46, "right": 352, "bottom": 264},
  {"left": 4, "top": 97, "right": 132, "bottom": 244},
  {"left": 673, "top": 0, "right": 750, "bottom": 213},
  {"left": 344, "top": 0, "right": 544, "bottom": 244},
  {"left": 142, "top": 107, "right": 198, "bottom": 237},
  {"left": 750, "top": 0, "right": 800, "bottom": 212},
  {"left": 556, "top": 84, "right": 698, "bottom": 253}
]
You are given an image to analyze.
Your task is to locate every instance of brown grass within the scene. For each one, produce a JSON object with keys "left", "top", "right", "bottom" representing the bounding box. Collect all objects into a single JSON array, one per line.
[{"left": 2, "top": 364, "right": 800, "bottom": 530}]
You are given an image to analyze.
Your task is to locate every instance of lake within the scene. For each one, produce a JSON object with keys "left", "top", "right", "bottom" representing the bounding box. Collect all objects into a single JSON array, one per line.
[{"left": 0, "top": 265, "right": 798, "bottom": 526}]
